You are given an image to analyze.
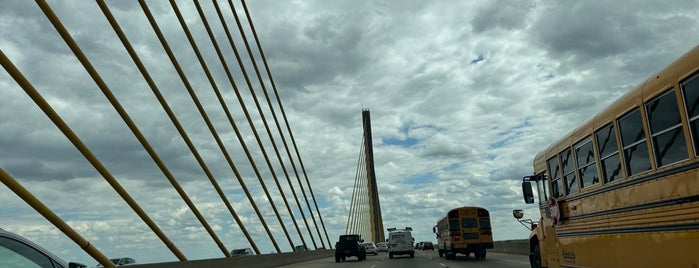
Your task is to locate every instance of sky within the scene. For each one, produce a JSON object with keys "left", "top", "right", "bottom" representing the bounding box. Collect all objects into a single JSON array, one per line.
[{"left": 2, "top": 0, "right": 699, "bottom": 266}]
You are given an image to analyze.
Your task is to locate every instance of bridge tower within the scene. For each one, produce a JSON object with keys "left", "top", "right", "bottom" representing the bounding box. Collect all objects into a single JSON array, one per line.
[
  {"left": 346, "top": 109, "right": 385, "bottom": 243},
  {"left": 362, "top": 110, "right": 385, "bottom": 243}
]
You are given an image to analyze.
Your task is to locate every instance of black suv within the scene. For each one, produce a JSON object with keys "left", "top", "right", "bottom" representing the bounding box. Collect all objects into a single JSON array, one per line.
[{"left": 334, "top": 234, "right": 366, "bottom": 262}]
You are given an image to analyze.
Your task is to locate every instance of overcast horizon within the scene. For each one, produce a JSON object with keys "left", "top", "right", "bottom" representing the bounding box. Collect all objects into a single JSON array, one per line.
[{"left": 2, "top": 0, "right": 699, "bottom": 266}]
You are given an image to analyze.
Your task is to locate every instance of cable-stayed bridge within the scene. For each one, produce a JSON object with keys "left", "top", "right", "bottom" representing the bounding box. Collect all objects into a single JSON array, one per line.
[{"left": 0, "top": 1, "right": 392, "bottom": 267}]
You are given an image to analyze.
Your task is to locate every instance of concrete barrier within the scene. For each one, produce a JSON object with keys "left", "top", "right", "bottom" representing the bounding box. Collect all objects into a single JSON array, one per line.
[
  {"left": 126, "top": 249, "right": 334, "bottom": 268},
  {"left": 487, "top": 239, "right": 529, "bottom": 255}
]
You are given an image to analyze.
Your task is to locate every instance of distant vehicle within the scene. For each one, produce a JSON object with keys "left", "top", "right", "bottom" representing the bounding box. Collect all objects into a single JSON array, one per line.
[
  {"left": 96, "top": 257, "right": 136, "bottom": 267},
  {"left": 375, "top": 242, "right": 388, "bottom": 252},
  {"left": 0, "top": 228, "right": 87, "bottom": 268},
  {"left": 386, "top": 227, "right": 415, "bottom": 259},
  {"left": 334, "top": 234, "right": 366, "bottom": 262},
  {"left": 362, "top": 242, "right": 378, "bottom": 255},
  {"left": 294, "top": 245, "right": 307, "bottom": 252},
  {"left": 230, "top": 248, "right": 254, "bottom": 257},
  {"left": 434, "top": 206, "right": 493, "bottom": 260},
  {"left": 422, "top": 241, "right": 434, "bottom": 250},
  {"left": 415, "top": 241, "right": 423, "bottom": 249}
]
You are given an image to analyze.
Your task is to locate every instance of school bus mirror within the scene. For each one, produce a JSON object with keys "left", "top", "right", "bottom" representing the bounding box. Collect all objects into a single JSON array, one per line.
[
  {"left": 513, "top": 209, "right": 524, "bottom": 219},
  {"left": 432, "top": 226, "right": 436, "bottom": 233},
  {"left": 522, "top": 181, "right": 535, "bottom": 204}
]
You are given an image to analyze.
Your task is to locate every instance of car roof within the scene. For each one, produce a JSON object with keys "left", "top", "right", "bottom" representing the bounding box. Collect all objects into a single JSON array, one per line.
[{"left": 0, "top": 228, "right": 69, "bottom": 267}]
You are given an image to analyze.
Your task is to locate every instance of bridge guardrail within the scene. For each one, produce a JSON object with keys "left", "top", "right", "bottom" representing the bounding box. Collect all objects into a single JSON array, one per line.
[
  {"left": 126, "top": 249, "right": 334, "bottom": 268},
  {"left": 487, "top": 239, "right": 529, "bottom": 255}
]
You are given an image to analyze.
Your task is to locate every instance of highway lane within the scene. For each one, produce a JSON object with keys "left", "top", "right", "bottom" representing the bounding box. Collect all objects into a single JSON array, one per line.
[{"left": 277, "top": 250, "right": 529, "bottom": 268}]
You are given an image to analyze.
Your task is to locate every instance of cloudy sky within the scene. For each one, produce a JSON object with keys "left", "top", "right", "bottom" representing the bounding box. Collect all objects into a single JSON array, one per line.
[{"left": 2, "top": 0, "right": 699, "bottom": 265}]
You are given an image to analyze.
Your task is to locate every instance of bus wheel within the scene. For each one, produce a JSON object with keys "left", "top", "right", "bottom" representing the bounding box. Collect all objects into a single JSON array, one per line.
[
  {"left": 438, "top": 250, "right": 443, "bottom": 257},
  {"left": 475, "top": 250, "right": 486, "bottom": 260},
  {"left": 532, "top": 245, "right": 542, "bottom": 268}
]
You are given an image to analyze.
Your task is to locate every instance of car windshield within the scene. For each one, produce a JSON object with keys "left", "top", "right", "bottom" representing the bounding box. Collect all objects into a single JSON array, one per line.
[{"left": 231, "top": 249, "right": 247, "bottom": 254}]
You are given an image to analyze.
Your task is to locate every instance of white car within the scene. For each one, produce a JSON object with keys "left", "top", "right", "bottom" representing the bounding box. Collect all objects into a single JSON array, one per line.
[
  {"left": 0, "top": 228, "right": 87, "bottom": 268},
  {"left": 375, "top": 242, "right": 388, "bottom": 252},
  {"left": 362, "top": 242, "right": 378, "bottom": 255}
]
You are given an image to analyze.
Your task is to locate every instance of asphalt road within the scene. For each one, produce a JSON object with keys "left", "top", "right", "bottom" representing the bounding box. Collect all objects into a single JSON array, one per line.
[{"left": 277, "top": 250, "right": 530, "bottom": 268}]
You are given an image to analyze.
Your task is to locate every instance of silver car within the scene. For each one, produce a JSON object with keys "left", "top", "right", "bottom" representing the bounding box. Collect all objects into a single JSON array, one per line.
[
  {"left": 0, "top": 228, "right": 86, "bottom": 268},
  {"left": 362, "top": 242, "right": 378, "bottom": 255},
  {"left": 96, "top": 257, "right": 136, "bottom": 267},
  {"left": 230, "top": 248, "right": 254, "bottom": 257},
  {"left": 375, "top": 242, "right": 388, "bottom": 252}
]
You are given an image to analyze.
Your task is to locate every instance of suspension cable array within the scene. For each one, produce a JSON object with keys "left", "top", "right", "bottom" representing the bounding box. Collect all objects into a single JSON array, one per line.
[{"left": 0, "top": 0, "right": 331, "bottom": 265}]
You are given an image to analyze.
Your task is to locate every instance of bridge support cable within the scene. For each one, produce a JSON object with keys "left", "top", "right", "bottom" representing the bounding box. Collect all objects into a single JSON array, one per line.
[
  {"left": 170, "top": 0, "right": 289, "bottom": 254},
  {"left": 239, "top": 0, "right": 333, "bottom": 249},
  {"left": 95, "top": 0, "right": 261, "bottom": 255},
  {"left": 33, "top": 1, "right": 223, "bottom": 259},
  {"left": 346, "top": 137, "right": 373, "bottom": 241},
  {"left": 0, "top": 50, "right": 187, "bottom": 261},
  {"left": 207, "top": 0, "right": 308, "bottom": 251},
  {"left": 225, "top": 0, "right": 319, "bottom": 250},
  {"left": 0, "top": 169, "right": 115, "bottom": 267},
  {"left": 55, "top": 0, "right": 236, "bottom": 257},
  {"left": 140, "top": 0, "right": 293, "bottom": 253},
  {"left": 346, "top": 141, "right": 365, "bottom": 235},
  {"left": 5, "top": 0, "right": 334, "bottom": 260}
]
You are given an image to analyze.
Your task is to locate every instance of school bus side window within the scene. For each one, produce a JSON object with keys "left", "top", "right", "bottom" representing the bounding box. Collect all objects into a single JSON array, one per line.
[
  {"left": 646, "top": 89, "right": 688, "bottom": 167},
  {"left": 575, "top": 137, "right": 599, "bottom": 188},
  {"left": 541, "top": 173, "right": 550, "bottom": 202},
  {"left": 618, "top": 108, "right": 651, "bottom": 176},
  {"left": 682, "top": 73, "right": 699, "bottom": 155},
  {"left": 595, "top": 124, "right": 624, "bottom": 183},
  {"left": 547, "top": 157, "right": 563, "bottom": 198},
  {"left": 561, "top": 148, "right": 579, "bottom": 195}
]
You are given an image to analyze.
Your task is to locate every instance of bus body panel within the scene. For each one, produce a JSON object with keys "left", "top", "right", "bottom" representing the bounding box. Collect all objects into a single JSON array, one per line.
[{"left": 523, "top": 45, "right": 699, "bottom": 267}]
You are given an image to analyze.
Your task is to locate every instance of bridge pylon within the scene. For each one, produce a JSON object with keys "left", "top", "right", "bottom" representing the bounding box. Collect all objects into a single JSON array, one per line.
[{"left": 346, "top": 110, "right": 385, "bottom": 243}]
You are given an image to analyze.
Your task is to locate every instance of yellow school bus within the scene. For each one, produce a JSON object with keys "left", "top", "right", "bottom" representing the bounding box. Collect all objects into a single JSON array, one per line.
[
  {"left": 433, "top": 206, "right": 493, "bottom": 260},
  {"left": 514, "top": 45, "right": 699, "bottom": 267}
]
